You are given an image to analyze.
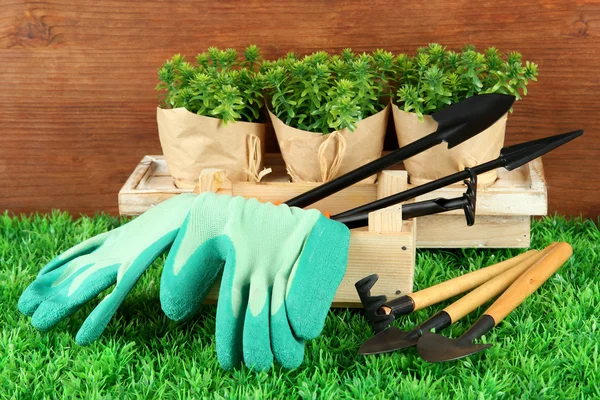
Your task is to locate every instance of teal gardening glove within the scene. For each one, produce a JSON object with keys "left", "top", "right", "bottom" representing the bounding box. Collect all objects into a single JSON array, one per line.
[
  {"left": 161, "top": 192, "right": 351, "bottom": 370},
  {"left": 18, "top": 193, "right": 197, "bottom": 345}
]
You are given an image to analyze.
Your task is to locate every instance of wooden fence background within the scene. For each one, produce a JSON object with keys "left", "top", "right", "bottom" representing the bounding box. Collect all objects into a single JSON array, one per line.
[{"left": 1, "top": 0, "right": 598, "bottom": 218}]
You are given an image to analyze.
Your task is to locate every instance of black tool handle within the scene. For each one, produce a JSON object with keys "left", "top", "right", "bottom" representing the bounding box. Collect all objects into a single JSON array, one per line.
[
  {"left": 383, "top": 295, "right": 416, "bottom": 317},
  {"left": 334, "top": 194, "right": 472, "bottom": 229},
  {"left": 285, "top": 135, "right": 438, "bottom": 209},
  {"left": 407, "top": 311, "right": 453, "bottom": 340},
  {"left": 401, "top": 197, "right": 466, "bottom": 219},
  {"left": 456, "top": 314, "right": 496, "bottom": 345}
]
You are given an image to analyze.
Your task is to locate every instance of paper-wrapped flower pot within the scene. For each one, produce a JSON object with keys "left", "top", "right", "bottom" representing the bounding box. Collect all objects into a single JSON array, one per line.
[
  {"left": 392, "top": 103, "right": 507, "bottom": 188},
  {"left": 157, "top": 107, "right": 267, "bottom": 188},
  {"left": 269, "top": 105, "right": 389, "bottom": 184}
]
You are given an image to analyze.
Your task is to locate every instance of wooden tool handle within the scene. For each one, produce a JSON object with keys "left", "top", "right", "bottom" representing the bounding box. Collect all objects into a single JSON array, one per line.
[
  {"left": 485, "top": 242, "right": 573, "bottom": 325},
  {"left": 411, "top": 250, "right": 539, "bottom": 311},
  {"left": 444, "top": 244, "right": 556, "bottom": 323}
]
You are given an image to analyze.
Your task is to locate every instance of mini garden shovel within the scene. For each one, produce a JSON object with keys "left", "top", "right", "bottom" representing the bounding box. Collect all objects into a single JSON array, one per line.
[
  {"left": 416, "top": 241, "right": 573, "bottom": 363},
  {"left": 358, "top": 244, "right": 552, "bottom": 355},
  {"left": 355, "top": 250, "right": 539, "bottom": 333},
  {"left": 285, "top": 93, "right": 515, "bottom": 208}
]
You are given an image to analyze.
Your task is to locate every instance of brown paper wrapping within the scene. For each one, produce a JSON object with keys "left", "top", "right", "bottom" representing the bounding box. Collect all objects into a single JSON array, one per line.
[
  {"left": 392, "top": 104, "right": 507, "bottom": 187},
  {"left": 157, "top": 107, "right": 267, "bottom": 188},
  {"left": 269, "top": 105, "right": 389, "bottom": 184}
]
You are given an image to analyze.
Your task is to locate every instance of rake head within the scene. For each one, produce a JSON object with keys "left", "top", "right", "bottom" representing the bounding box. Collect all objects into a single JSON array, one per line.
[
  {"left": 354, "top": 274, "right": 396, "bottom": 332},
  {"left": 462, "top": 168, "right": 477, "bottom": 226}
]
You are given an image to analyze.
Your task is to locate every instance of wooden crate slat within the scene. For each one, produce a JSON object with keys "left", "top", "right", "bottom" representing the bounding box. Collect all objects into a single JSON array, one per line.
[
  {"left": 416, "top": 215, "right": 530, "bottom": 248},
  {"left": 120, "top": 156, "right": 547, "bottom": 217}
]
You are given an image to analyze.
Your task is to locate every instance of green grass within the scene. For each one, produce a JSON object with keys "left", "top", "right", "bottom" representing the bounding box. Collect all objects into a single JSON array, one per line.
[{"left": 1, "top": 211, "right": 598, "bottom": 399}]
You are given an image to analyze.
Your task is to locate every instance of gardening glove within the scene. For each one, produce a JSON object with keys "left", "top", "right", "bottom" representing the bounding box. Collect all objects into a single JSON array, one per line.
[
  {"left": 18, "top": 193, "right": 198, "bottom": 345},
  {"left": 160, "top": 192, "right": 350, "bottom": 371}
]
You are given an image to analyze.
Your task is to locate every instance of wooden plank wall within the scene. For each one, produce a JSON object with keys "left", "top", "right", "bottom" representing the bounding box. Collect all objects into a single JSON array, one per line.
[{"left": 1, "top": 0, "right": 598, "bottom": 218}]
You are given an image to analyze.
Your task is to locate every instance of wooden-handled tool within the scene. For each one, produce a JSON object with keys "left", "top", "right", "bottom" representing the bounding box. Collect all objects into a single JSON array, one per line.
[
  {"left": 356, "top": 250, "right": 539, "bottom": 332},
  {"left": 442, "top": 243, "right": 557, "bottom": 323},
  {"left": 417, "top": 242, "right": 573, "bottom": 363},
  {"left": 358, "top": 247, "right": 549, "bottom": 355}
]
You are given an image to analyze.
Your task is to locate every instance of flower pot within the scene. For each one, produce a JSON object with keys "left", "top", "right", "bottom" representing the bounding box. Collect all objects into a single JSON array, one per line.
[
  {"left": 157, "top": 107, "right": 267, "bottom": 188},
  {"left": 391, "top": 103, "right": 507, "bottom": 187},
  {"left": 268, "top": 105, "right": 390, "bottom": 184}
]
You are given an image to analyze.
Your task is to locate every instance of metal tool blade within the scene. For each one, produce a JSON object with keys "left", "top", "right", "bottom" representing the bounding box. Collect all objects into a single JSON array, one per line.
[
  {"left": 432, "top": 94, "right": 515, "bottom": 148},
  {"left": 416, "top": 331, "right": 492, "bottom": 363},
  {"left": 501, "top": 129, "right": 584, "bottom": 170},
  {"left": 358, "top": 327, "right": 421, "bottom": 355}
]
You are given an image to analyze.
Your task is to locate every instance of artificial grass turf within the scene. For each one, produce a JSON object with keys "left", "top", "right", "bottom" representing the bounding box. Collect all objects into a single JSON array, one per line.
[{"left": 0, "top": 211, "right": 598, "bottom": 399}]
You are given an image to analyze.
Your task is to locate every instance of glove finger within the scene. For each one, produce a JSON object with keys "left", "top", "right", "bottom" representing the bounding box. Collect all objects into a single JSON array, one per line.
[
  {"left": 271, "top": 268, "right": 305, "bottom": 369},
  {"left": 77, "top": 229, "right": 179, "bottom": 345},
  {"left": 75, "top": 262, "right": 141, "bottom": 345},
  {"left": 18, "top": 255, "right": 97, "bottom": 316},
  {"left": 215, "top": 259, "right": 248, "bottom": 370},
  {"left": 38, "top": 231, "right": 110, "bottom": 276},
  {"left": 161, "top": 218, "right": 228, "bottom": 321},
  {"left": 30, "top": 263, "right": 120, "bottom": 332},
  {"left": 242, "top": 279, "right": 274, "bottom": 371},
  {"left": 286, "top": 216, "right": 350, "bottom": 340}
]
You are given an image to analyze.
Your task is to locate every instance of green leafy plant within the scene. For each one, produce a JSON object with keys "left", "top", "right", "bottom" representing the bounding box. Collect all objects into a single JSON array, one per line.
[
  {"left": 261, "top": 49, "right": 393, "bottom": 133},
  {"left": 156, "top": 45, "right": 264, "bottom": 123},
  {"left": 394, "top": 43, "right": 539, "bottom": 118}
]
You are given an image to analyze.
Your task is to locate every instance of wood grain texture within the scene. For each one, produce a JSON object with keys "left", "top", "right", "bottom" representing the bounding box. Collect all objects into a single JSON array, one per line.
[
  {"left": 443, "top": 248, "right": 547, "bottom": 322},
  {"left": 1, "top": 0, "right": 598, "bottom": 217},
  {"left": 485, "top": 242, "right": 572, "bottom": 324},
  {"left": 416, "top": 215, "right": 532, "bottom": 248},
  {"left": 410, "top": 250, "right": 539, "bottom": 311}
]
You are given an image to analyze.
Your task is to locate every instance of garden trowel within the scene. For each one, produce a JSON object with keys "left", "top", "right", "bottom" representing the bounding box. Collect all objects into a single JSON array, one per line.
[
  {"left": 285, "top": 93, "right": 515, "bottom": 208},
  {"left": 355, "top": 250, "right": 539, "bottom": 333},
  {"left": 358, "top": 244, "right": 552, "bottom": 355},
  {"left": 417, "top": 241, "right": 572, "bottom": 363}
]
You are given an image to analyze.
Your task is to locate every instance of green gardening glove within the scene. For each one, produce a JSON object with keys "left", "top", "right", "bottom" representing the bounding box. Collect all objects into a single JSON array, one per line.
[
  {"left": 160, "top": 192, "right": 351, "bottom": 371},
  {"left": 18, "top": 193, "right": 198, "bottom": 345}
]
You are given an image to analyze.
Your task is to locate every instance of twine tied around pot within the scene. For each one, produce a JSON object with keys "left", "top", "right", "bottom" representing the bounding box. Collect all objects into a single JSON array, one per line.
[
  {"left": 318, "top": 130, "right": 347, "bottom": 182},
  {"left": 244, "top": 133, "right": 272, "bottom": 182},
  {"left": 285, "top": 130, "right": 348, "bottom": 183}
]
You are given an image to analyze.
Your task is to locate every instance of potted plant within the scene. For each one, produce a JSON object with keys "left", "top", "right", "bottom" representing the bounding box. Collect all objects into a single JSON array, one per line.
[
  {"left": 392, "top": 44, "right": 539, "bottom": 187},
  {"left": 155, "top": 45, "right": 269, "bottom": 188},
  {"left": 261, "top": 49, "right": 393, "bottom": 183}
]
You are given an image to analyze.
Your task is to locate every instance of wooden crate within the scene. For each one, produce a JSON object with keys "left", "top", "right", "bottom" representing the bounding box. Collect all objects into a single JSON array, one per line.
[
  {"left": 119, "top": 156, "right": 416, "bottom": 306},
  {"left": 119, "top": 154, "right": 547, "bottom": 249},
  {"left": 411, "top": 158, "right": 547, "bottom": 248}
]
